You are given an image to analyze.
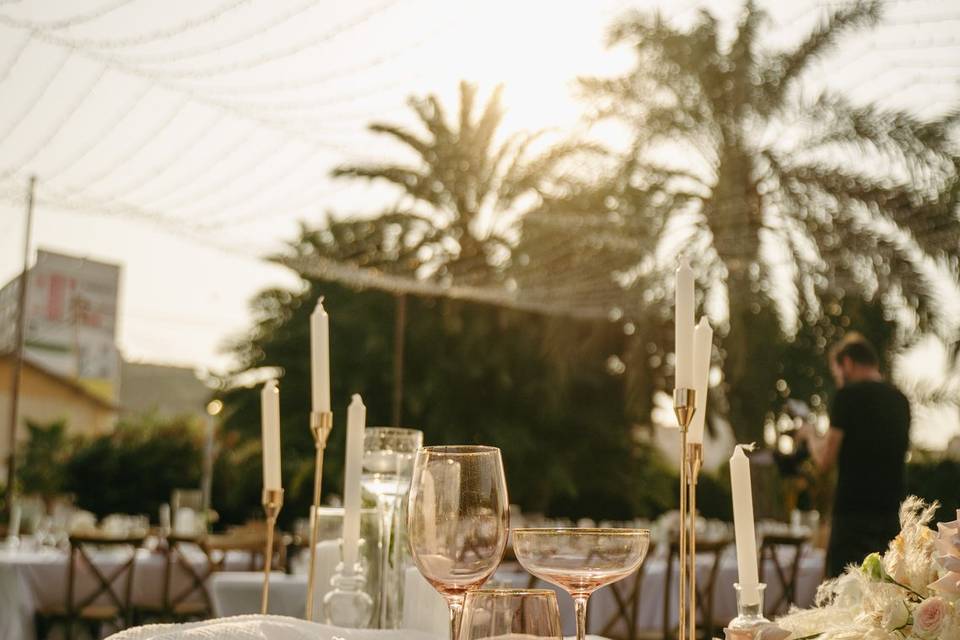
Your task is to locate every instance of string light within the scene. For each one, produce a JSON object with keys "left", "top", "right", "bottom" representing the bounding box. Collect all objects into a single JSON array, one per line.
[{"left": 0, "top": 0, "right": 138, "bottom": 30}]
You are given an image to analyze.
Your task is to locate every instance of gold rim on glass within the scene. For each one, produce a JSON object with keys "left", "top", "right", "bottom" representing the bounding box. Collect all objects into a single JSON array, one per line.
[
  {"left": 467, "top": 588, "right": 557, "bottom": 596},
  {"left": 513, "top": 527, "right": 650, "bottom": 536},
  {"left": 420, "top": 445, "right": 501, "bottom": 455}
]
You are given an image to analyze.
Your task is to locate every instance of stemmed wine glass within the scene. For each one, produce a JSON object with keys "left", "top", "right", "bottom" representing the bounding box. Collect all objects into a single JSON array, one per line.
[
  {"left": 461, "top": 589, "right": 562, "bottom": 639},
  {"left": 407, "top": 446, "right": 510, "bottom": 640},
  {"left": 512, "top": 528, "right": 650, "bottom": 640}
]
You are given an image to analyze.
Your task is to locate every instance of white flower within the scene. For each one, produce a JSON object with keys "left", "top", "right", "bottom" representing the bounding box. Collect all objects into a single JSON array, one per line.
[
  {"left": 881, "top": 599, "right": 910, "bottom": 632},
  {"left": 912, "top": 596, "right": 951, "bottom": 639},
  {"left": 863, "top": 629, "right": 897, "bottom": 640}
]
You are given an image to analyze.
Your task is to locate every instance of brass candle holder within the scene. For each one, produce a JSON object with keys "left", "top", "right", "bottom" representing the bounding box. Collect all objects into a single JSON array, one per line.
[
  {"left": 305, "top": 410, "right": 333, "bottom": 621},
  {"left": 673, "top": 388, "right": 697, "bottom": 640},
  {"left": 686, "top": 441, "right": 703, "bottom": 640},
  {"left": 261, "top": 488, "right": 284, "bottom": 615}
]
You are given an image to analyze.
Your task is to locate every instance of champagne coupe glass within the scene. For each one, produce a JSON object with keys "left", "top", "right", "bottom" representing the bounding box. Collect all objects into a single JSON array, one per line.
[
  {"left": 512, "top": 528, "right": 650, "bottom": 640},
  {"left": 408, "top": 446, "right": 510, "bottom": 640},
  {"left": 361, "top": 427, "right": 423, "bottom": 628},
  {"left": 461, "top": 589, "right": 562, "bottom": 639}
]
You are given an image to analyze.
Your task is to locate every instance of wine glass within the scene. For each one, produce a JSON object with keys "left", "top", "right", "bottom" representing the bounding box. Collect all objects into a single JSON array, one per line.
[
  {"left": 461, "top": 589, "right": 562, "bottom": 639},
  {"left": 407, "top": 445, "right": 510, "bottom": 640},
  {"left": 512, "top": 528, "right": 650, "bottom": 640},
  {"left": 361, "top": 427, "right": 423, "bottom": 628}
]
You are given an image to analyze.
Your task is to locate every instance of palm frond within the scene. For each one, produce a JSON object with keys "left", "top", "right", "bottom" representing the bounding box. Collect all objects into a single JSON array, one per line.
[
  {"left": 367, "top": 123, "right": 431, "bottom": 158},
  {"left": 760, "top": 1, "right": 881, "bottom": 111}
]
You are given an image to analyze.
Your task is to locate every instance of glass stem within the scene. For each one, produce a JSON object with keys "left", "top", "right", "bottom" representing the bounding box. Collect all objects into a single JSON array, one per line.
[
  {"left": 447, "top": 596, "right": 464, "bottom": 640},
  {"left": 377, "top": 495, "right": 397, "bottom": 628},
  {"left": 574, "top": 595, "right": 589, "bottom": 640}
]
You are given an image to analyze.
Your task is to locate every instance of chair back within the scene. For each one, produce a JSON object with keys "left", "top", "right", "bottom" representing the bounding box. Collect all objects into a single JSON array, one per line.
[
  {"left": 759, "top": 532, "right": 808, "bottom": 617},
  {"left": 663, "top": 537, "right": 731, "bottom": 640},
  {"left": 66, "top": 534, "right": 145, "bottom": 627},
  {"left": 598, "top": 550, "right": 649, "bottom": 640},
  {"left": 160, "top": 534, "right": 216, "bottom": 618},
  {"left": 204, "top": 527, "right": 286, "bottom": 572}
]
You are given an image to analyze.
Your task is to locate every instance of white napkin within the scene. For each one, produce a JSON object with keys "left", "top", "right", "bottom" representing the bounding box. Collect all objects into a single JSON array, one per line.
[{"left": 106, "top": 615, "right": 443, "bottom": 639}]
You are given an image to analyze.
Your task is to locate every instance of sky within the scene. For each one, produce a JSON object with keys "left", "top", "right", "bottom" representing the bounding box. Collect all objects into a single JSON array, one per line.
[{"left": 0, "top": 0, "right": 958, "bottom": 444}]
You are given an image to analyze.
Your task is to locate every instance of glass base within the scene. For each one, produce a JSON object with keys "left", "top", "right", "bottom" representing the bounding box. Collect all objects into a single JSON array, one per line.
[{"left": 323, "top": 562, "right": 374, "bottom": 628}]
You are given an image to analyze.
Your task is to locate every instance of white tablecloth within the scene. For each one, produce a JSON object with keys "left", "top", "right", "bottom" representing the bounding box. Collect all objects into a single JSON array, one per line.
[
  {"left": 0, "top": 546, "right": 251, "bottom": 640},
  {"left": 183, "top": 547, "right": 825, "bottom": 637},
  {"left": 403, "top": 546, "right": 824, "bottom": 637},
  {"left": 105, "top": 614, "right": 611, "bottom": 639},
  {"left": 209, "top": 541, "right": 340, "bottom": 619}
]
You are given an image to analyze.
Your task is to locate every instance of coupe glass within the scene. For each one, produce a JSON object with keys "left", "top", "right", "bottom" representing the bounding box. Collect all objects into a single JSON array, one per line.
[
  {"left": 408, "top": 445, "right": 510, "bottom": 640},
  {"left": 512, "top": 528, "right": 650, "bottom": 640},
  {"left": 461, "top": 589, "right": 562, "bottom": 639},
  {"left": 361, "top": 427, "right": 423, "bottom": 628}
]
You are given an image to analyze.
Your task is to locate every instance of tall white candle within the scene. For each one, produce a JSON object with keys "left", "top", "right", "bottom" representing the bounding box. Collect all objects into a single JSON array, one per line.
[
  {"left": 688, "top": 317, "right": 713, "bottom": 444},
  {"left": 730, "top": 444, "right": 760, "bottom": 605},
  {"left": 675, "top": 260, "right": 695, "bottom": 390},
  {"left": 260, "top": 380, "right": 282, "bottom": 491},
  {"left": 342, "top": 394, "right": 366, "bottom": 571},
  {"left": 310, "top": 298, "right": 331, "bottom": 413}
]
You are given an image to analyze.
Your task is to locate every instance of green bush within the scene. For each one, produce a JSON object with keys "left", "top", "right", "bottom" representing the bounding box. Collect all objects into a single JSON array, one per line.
[
  {"left": 906, "top": 457, "right": 960, "bottom": 522},
  {"left": 64, "top": 414, "right": 203, "bottom": 520}
]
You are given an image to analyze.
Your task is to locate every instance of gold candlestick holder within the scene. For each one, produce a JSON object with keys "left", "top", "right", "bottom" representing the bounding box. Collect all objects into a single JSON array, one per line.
[
  {"left": 261, "top": 488, "right": 284, "bottom": 615},
  {"left": 673, "top": 388, "right": 696, "bottom": 640},
  {"left": 686, "top": 441, "right": 703, "bottom": 640},
  {"left": 305, "top": 410, "right": 333, "bottom": 621}
]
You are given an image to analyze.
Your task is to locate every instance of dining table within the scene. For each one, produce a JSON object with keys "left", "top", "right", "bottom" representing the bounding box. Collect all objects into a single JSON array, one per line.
[{"left": 0, "top": 539, "right": 252, "bottom": 640}]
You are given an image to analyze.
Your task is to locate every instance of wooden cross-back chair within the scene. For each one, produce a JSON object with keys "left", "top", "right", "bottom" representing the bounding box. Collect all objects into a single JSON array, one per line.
[
  {"left": 759, "top": 533, "right": 808, "bottom": 617},
  {"left": 632, "top": 538, "right": 730, "bottom": 640},
  {"left": 597, "top": 550, "right": 650, "bottom": 640},
  {"left": 36, "top": 533, "right": 146, "bottom": 640}
]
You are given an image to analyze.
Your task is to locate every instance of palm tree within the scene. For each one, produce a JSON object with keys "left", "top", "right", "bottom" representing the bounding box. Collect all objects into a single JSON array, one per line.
[
  {"left": 320, "top": 82, "right": 598, "bottom": 423},
  {"left": 581, "top": 0, "right": 960, "bottom": 440},
  {"left": 332, "top": 81, "right": 598, "bottom": 284}
]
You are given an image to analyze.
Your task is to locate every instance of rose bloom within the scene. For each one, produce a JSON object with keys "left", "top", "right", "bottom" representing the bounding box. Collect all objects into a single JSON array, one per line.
[
  {"left": 913, "top": 596, "right": 951, "bottom": 639},
  {"left": 881, "top": 599, "right": 910, "bottom": 632}
]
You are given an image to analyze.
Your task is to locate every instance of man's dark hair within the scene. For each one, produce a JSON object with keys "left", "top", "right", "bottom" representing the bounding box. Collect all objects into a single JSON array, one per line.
[{"left": 833, "top": 333, "right": 879, "bottom": 367}]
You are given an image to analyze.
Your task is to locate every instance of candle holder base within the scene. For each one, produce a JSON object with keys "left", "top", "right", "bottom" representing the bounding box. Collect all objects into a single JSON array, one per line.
[
  {"left": 260, "top": 488, "right": 284, "bottom": 615},
  {"left": 305, "top": 410, "right": 334, "bottom": 621},
  {"left": 673, "top": 388, "right": 697, "bottom": 640},
  {"left": 323, "top": 561, "right": 374, "bottom": 628},
  {"left": 724, "top": 582, "right": 790, "bottom": 640}
]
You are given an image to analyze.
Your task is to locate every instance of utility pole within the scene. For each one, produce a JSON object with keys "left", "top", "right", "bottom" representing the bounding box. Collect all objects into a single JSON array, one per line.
[
  {"left": 5, "top": 176, "right": 36, "bottom": 517},
  {"left": 391, "top": 293, "right": 406, "bottom": 427}
]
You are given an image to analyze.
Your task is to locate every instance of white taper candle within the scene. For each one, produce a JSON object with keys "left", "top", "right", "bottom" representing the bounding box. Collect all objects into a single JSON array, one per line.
[
  {"left": 730, "top": 444, "right": 760, "bottom": 605},
  {"left": 342, "top": 394, "right": 366, "bottom": 571},
  {"left": 675, "top": 260, "right": 695, "bottom": 390},
  {"left": 310, "top": 299, "right": 331, "bottom": 413},
  {"left": 260, "top": 380, "right": 282, "bottom": 491},
  {"left": 688, "top": 317, "right": 713, "bottom": 444}
]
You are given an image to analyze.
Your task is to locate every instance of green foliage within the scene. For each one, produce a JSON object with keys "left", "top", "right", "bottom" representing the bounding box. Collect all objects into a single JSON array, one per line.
[
  {"left": 218, "top": 269, "right": 671, "bottom": 521},
  {"left": 580, "top": 0, "right": 960, "bottom": 441},
  {"left": 906, "top": 457, "right": 960, "bottom": 523},
  {"left": 17, "top": 419, "right": 70, "bottom": 502},
  {"left": 64, "top": 414, "right": 203, "bottom": 520}
]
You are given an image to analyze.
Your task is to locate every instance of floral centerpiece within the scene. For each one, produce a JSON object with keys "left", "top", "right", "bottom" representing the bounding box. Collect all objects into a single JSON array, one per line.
[{"left": 777, "top": 498, "right": 960, "bottom": 639}]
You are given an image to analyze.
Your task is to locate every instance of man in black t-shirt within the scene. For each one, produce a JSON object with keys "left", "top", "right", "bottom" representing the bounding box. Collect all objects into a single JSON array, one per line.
[{"left": 799, "top": 333, "right": 911, "bottom": 578}]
